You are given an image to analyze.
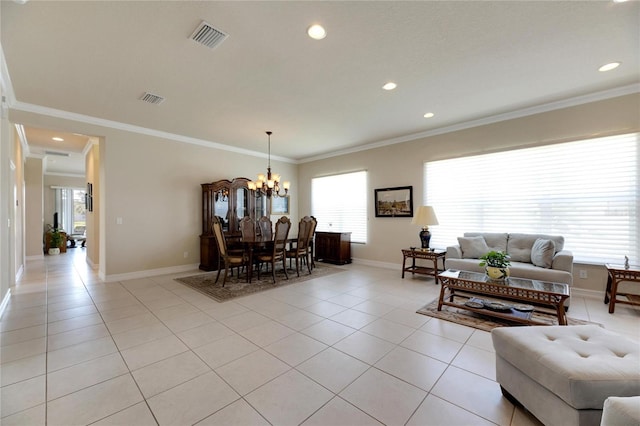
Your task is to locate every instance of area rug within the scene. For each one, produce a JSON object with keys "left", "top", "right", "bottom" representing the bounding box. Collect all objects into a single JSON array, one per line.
[
  {"left": 175, "top": 263, "right": 342, "bottom": 302},
  {"left": 416, "top": 298, "right": 595, "bottom": 332}
]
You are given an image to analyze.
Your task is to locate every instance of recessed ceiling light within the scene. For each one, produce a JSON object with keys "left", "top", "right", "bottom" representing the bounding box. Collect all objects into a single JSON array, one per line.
[
  {"left": 382, "top": 82, "right": 397, "bottom": 91},
  {"left": 423, "top": 112, "right": 435, "bottom": 118},
  {"left": 307, "top": 24, "right": 326, "bottom": 40},
  {"left": 599, "top": 62, "right": 621, "bottom": 72},
  {"left": 52, "top": 137, "right": 64, "bottom": 142}
]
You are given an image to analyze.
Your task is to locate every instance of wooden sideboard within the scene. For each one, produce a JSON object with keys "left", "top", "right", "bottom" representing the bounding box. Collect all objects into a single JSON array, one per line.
[
  {"left": 314, "top": 231, "right": 351, "bottom": 265},
  {"left": 44, "top": 231, "right": 67, "bottom": 253}
]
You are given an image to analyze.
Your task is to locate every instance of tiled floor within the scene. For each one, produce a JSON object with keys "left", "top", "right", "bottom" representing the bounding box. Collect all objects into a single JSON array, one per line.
[{"left": 2, "top": 249, "right": 639, "bottom": 425}]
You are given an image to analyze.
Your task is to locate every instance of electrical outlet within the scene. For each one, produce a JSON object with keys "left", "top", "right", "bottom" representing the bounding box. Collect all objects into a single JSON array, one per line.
[
  {"left": 183, "top": 251, "right": 188, "bottom": 258},
  {"left": 579, "top": 270, "right": 588, "bottom": 279}
]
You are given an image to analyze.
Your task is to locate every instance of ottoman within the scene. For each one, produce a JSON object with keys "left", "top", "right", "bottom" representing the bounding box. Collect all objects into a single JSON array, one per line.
[{"left": 492, "top": 325, "right": 640, "bottom": 426}]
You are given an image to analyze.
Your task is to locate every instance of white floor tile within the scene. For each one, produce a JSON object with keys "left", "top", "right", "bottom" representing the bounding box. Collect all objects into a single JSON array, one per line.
[
  {"left": 245, "top": 369, "right": 333, "bottom": 426},
  {"left": 375, "top": 346, "right": 448, "bottom": 392},
  {"left": 407, "top": 394, "right": 496, "bottom": 426},
  {"left": 92, "top": 401, "right": 158, "bottom": 425},
  {"left": 301, "top": 319, "right": 357, "bottom": 345},
  {"left": 176, "top": 320, "right": 235, "bottom": 348},
  {"left": 340, "top": 367, "right": 427, "bottom": 425},
  {"left": 46, "top": 374, "right": 143, "bottom": 426},
  {"left": 194, "top": 334, "right": 259, "bottom": 369},
  {"left": 401, "top": 329, "right": 464, "bottom": 363},
  {"left": 1, "top": 375, "right": 46, "bottom": 418},
  {"left": 147, "top": 371, "right": 239, "bottom": 426},
  {"left": 131, "top": 350, "right": 211, "bottom": 398},
  {"left": 264, "top": 332, "right": 327, "bottom": 366},
  {"left": 431, "top": 366, "right": 514, "bottom": 425},
  {"left": 297, "top": 347, "right": 369, "bottom": 393},
  {"left": 360, "top": 318, "right": 415, "bottom": 344},
  {"left": 239, "top": 320, "right": 295, "bottom": 347},
  {"left": 215, "top": 349, "right": 290, "bottom": 395},
  {"left": 195, "top": 399, "right": 270, "bottom": 425},
  {"left": 451, "top": 344, "right": 497, "bottom": 380},
  {"left": 302, "top": 396, "right": 383, "bottom": 425},
  {"left": 333, "top": 331, "right": 395, "bottom": 365}
]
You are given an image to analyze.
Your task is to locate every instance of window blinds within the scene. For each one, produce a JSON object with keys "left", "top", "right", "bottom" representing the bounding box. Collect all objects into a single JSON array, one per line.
[
  {"left": 424, "top": 133, "right": 639, "bottom": 264},
  {"left": 312, "top": 171, "right": 368, "bottom": 244}
]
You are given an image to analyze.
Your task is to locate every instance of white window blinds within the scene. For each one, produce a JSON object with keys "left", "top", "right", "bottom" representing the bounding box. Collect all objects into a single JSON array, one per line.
[
  {"left": 312, "top": 171, "right": 367, "bottom": 243},
  {"left": 424, "top": 133, "right": 639, "bottom": 264}
]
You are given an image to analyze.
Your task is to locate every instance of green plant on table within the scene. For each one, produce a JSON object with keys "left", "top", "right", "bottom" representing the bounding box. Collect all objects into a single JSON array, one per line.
[{"left": 479, "top": 251, "right": 511, "bottom": 268}]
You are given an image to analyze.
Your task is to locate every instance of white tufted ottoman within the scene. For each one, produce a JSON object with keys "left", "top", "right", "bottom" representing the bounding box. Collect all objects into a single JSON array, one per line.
[{"left": 492, "top": 325, "right": 640, "bottom": 426}]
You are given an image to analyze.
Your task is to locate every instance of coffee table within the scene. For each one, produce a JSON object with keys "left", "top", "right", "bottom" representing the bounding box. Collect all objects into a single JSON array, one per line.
[{"left": 437, "top": 269, "right": 570, "bottom": 325}]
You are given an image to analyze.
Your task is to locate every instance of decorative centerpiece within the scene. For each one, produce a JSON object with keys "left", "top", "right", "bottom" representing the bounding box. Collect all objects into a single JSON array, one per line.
[
  {"left": 49, "top": 230, "right": 63, "bottom": 255},
  {"left": 479, "top": 251, "right": 511, "bottom": 281}
]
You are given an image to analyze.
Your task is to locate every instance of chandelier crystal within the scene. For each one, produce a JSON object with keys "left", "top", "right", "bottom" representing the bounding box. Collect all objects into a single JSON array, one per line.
[{"left": 248, "top": 131, "right": 290, "bottom": 198}]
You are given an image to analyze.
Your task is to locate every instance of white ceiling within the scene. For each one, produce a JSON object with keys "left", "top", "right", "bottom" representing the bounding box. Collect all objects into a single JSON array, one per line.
[{"left": 2, "top": 1, "right": 638, "bottom": 171}]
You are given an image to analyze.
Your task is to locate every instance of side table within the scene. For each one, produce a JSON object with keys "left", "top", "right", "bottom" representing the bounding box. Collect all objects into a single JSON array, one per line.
[
  {"left": 401, "top": 248, "right": 446, "bottom": 284},
  {"left": 604, "top": 263, "right": 640, "bottom": 313}
]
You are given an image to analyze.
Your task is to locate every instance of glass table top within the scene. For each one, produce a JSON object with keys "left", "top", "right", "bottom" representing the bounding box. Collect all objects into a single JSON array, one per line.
[{"left": 439, "top": 269, "right": 570, "bottom": 295}]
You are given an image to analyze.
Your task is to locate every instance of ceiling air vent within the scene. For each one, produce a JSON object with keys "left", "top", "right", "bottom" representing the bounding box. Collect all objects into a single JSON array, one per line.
[
  {"left": 45, "top": 151, "right": 69, "bottom": 157},
  {"left": 190, "top": 20, "right": 228, "bottom": 49},
  {"left": 139, "top": 92, "right": 165, "bottom": 105}
]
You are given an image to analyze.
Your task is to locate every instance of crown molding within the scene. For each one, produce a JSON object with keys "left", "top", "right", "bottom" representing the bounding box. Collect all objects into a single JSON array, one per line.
[
  {"left": 299, "top": 83, "right": 640, "bottom": 163},
  {"left": 11, "top": 100, "right": 297, "bottom": 164},
  {"left": 14, "top": 123, "right": 30, "bottom": 156},
  {"left": 45, "top": 171, "right": 85, "bottom": 178},
  {"left": 0, "top": 44, "right": 16, "bottom": 107}
]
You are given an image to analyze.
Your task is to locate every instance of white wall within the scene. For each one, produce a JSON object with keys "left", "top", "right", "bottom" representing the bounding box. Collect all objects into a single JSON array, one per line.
[
  {"left": 9, "top": 108, "right": 298, "bottom": 280},
  {"left": 24, "top": 157, "right": 44, "bottom": 257},
  {"left": 298, "top": 93, "right": 640, "bottom": 293}
]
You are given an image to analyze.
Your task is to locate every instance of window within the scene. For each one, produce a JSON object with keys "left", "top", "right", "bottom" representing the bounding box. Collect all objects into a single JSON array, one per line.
[
  {"left": 54, "top": 187, "right": 87, "bottom": 235},
  {"left": 424, "top": 133, "right": 639, "bottom": 264},
  {"left": 312, "top": 171, "right": 367, "bottom": 243}
]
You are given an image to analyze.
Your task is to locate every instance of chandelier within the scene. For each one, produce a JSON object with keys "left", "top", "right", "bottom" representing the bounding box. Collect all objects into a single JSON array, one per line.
[{"left": 248, "top": 131, "right": 290, "bottom": 198}]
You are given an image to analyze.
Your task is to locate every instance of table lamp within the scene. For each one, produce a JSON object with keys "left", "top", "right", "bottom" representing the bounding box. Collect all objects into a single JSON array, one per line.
[{"left": 411, "top": 206, "right": 439, "bottom": 249}]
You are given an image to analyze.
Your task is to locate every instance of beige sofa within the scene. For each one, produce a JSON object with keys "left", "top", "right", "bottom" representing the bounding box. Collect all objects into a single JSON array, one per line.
[{"left": 445, "top": 232, "right": 573, "bottom": 304}]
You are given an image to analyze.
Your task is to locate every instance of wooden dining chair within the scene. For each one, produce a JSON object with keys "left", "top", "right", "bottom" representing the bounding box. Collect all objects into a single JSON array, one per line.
[
  {"left": 211, "top": 216, "right": 249, "bottom": 286},
  {"left": 256, "top": 216, "right": 291, "bottom": 283},
  {"left": 308, "top": 216, "right": 318, "bottom": 270},
  {"left": 257, "top": 216, "right": 273, "bottom": 240},
  {"left": 239, "top": 216, "right": 256, "bottom": 240},
  {"left": 286, "top": 216, "right": 314, "bottom": 277}
]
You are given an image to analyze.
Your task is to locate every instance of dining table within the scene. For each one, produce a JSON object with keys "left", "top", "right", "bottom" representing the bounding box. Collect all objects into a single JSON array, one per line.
[{"left": 227, "top": 235, "right": 299, "bottom": 283}]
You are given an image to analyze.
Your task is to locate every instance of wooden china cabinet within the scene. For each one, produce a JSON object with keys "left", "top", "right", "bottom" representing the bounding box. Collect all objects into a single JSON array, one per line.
[{"left": 199, "top": 177, "right": 266, "bottom": 271}]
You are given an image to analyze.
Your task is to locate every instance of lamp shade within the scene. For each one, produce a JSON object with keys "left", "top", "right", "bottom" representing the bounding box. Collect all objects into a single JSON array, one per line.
[{"left": 411, "top": 206, "right": 439, "bottom": 226}]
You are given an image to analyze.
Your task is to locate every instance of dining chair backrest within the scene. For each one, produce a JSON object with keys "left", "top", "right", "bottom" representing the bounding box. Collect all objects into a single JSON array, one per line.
[
  {"left": 296, "top": 217, "right": 313, "bottom": 251},
  {"left": 211, "top": 216, "right": 228, "bottom": 257},
  {"left": 308, "top": 216, "right": 318, "bottom": 241},
  {"left": 258, "top": 216, "right": 273, "bottom": 240},
  {"left": 273, "top": 216, "right": 291, "bottom": 253},
  {"left": 239, "top": 216, "right": 256, "bottom": 240}
]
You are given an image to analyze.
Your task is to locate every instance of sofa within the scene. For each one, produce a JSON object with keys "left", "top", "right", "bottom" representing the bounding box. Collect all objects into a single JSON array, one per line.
[{"left": 446, "top": 232, "right": 573, "bottom": 305}]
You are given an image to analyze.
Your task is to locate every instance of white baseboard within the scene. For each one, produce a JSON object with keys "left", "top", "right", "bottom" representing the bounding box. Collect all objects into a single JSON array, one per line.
[
  {"left": 571, "top": 287, "right": 605, "bottom": 300},
  {"left": 0, "top": 288, "right": 11, "bottom": 319},
  {"left": 351, "top": 258, "right": 399, "bottom": 270},
  {"left": 15, "top": 264, "right": 24, "bottom": 282},
  {"left": 103, "top": 263, "right": 200, "bottom": 282}
]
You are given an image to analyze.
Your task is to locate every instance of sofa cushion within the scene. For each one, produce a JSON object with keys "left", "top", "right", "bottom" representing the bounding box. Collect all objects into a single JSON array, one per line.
[
  {"left": 464, "top": 232, "right": 508, "bottom": 252},
  {"left": 507, "top": 233, "right": 563, "bottom": 263},
  {"left": 458, "top": 236, "right": 490, "bottom": 259},
  {"left": 531, "top": 238, "right": 556, "bottom": 268}
]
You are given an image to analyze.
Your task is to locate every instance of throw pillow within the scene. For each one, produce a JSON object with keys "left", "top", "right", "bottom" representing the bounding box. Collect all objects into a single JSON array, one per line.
[
  {"left": 458, "top": 236, "right": 490, "bottom": 259},
  {"left": 531, "top": 238, "right": 556, "bottom": 268}
]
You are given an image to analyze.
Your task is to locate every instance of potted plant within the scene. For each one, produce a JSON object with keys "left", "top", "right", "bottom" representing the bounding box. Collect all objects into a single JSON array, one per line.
[
  {"left": 49, "top": 230, "right": 63, "bottom": 255},
  {"left": 479, "top": 250, "right": 511, "bottom": 281}
]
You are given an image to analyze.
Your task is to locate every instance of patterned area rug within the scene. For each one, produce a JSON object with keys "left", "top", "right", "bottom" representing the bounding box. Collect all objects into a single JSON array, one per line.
[
  {"left": 175, "top": 263, "right": 342, "bottom": 302},
  {"left": 417, "top": 298, "right": 594, "bottom": 332}
]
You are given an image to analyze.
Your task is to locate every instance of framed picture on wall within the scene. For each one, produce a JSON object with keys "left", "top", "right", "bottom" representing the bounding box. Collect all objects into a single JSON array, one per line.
[
  {"left": 374, "top": 186, "right": 413, "bottom": 217},
  {"left": 271, "top": 196, "right": 290, "bottom": 215}
]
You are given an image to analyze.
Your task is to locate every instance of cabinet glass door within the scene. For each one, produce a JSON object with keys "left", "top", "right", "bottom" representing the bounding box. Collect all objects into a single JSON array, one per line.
[
  {"left": 234, "top": 188, "right": 249, "bottom": 233},
  {"left": 214, "top": 192, "right": 230, "bottom": 232}
]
